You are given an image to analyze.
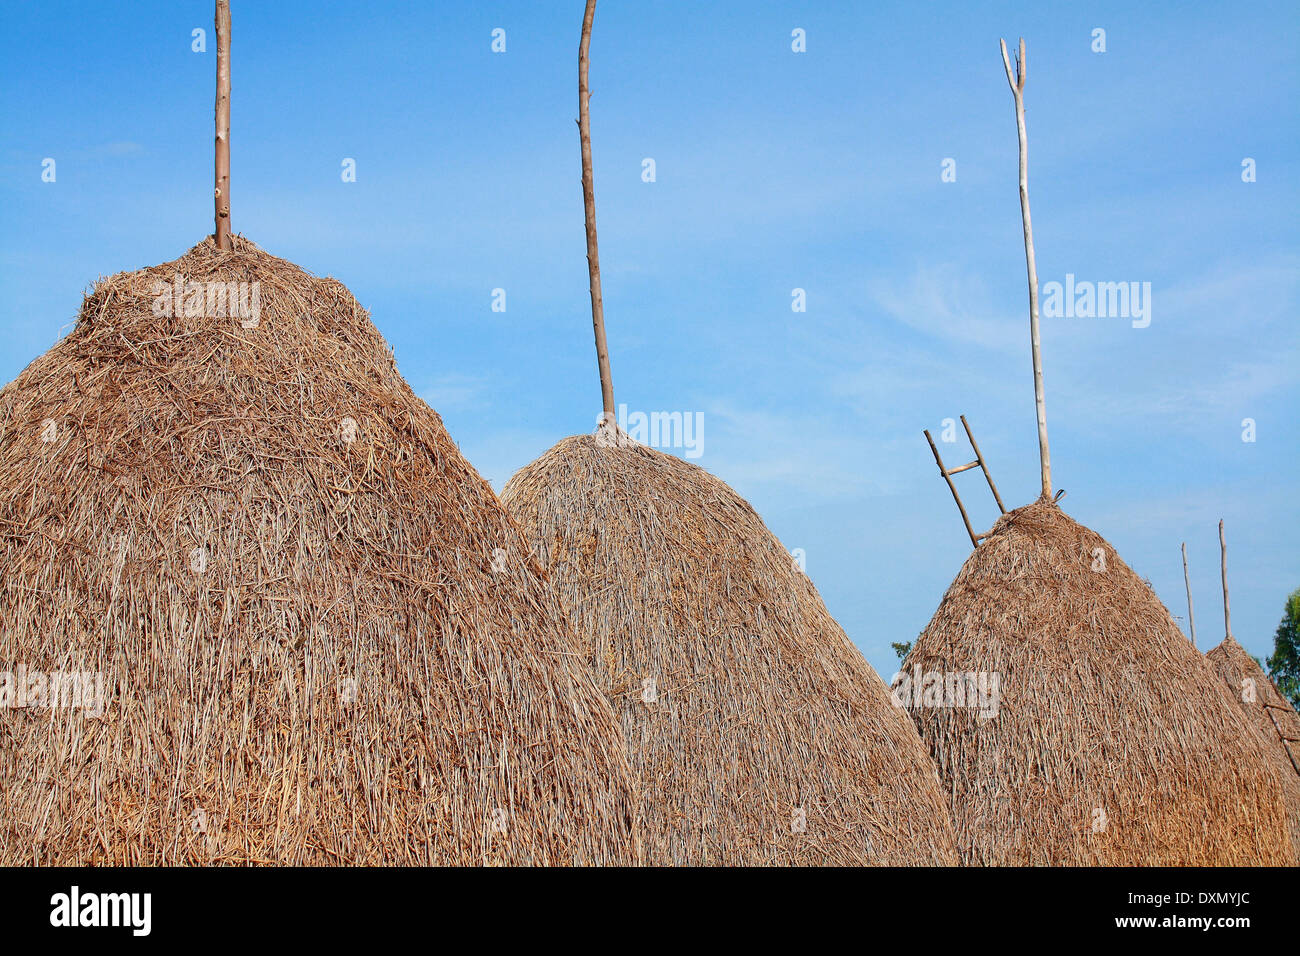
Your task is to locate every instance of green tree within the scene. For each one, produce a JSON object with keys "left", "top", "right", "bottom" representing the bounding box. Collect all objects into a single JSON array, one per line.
[
  {"left": 1267, "top": 587, "right": 1300, "bottom": 708},
  {"left": 891, "top": 641, "right": 913, "bottom": 662}
]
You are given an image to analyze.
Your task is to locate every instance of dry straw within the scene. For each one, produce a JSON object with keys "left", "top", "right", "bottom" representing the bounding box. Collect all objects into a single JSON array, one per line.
[
  {"left": 901, "top": 38, "right": 1290, "bottom": 865},
  {"left": 504, "top": 435, "right": 959, "bottom": 865},
  {"left": 500, "top": 0, "right": 956, "bottom": 865},
  {"left": 902, "top": 500, "right": 1294, "bottom": 865},
  {"left": 1206, "top": 636, "right": 1300, "bottom": 858},
  {"left": 0, "top": 236, "right": 641, "bottom": 865},
  {"left": 1204, "top": 520, "right": 1300, "bottom": 858},
  {"left": 1206, "top": 636, "right": 1300, "bottom": 861}
]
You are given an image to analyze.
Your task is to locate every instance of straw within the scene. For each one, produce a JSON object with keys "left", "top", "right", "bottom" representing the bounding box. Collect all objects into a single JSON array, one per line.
[
  {"left": 1206, "top": 644, "right": 1300, "bottom": 859},
  {"left": 901, "top": 498, "right": 1294, "bottom": 865},
  {"left": 0, "top": 236, "right": 641, "bottom": 865},
  {"left": 504, "top": 434, "right": 959, "bottom": 865}
]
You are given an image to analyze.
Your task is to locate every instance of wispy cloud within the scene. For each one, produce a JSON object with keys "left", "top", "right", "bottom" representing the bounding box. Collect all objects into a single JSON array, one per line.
[
  {"left": 417, "top": 373, "right": 487, "bottom": 412},
  {"left": 865, "top": 264, "right": 1022, "bottom": 355},
  {"left": 699, "top": 401, "right": 887, "bottom": 503}
]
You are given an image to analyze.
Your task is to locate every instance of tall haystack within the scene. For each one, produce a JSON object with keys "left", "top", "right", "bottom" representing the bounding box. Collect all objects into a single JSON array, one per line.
[
  {"left": 499, "top": 0, "right": 957, "bottom": 866},
  {"left": 1207, "top": 636, "right": 1300, "bottom": 860},
  {"left": 902, "top": 37, "right": 1294, "bottom": 865},
  {"left": 504, "top": 437, "right": 958, "bottom": 865},
  {"left": 902, "top": 500, "right": 1293, "bottom": 864},
  {"left": 0, "top": 0, "right": 640, "bottom": 867},
  {"left": 1204, "top": 519, "right": 1300, "bottom": 859},
  {"left": 0, "top": 238, "right": 643, "bottom": 865}
]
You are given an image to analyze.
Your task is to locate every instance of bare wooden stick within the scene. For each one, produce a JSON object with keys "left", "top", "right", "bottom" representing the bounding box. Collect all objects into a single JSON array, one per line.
[
  {"left": 925, "top": 429, "right": 980, "bottom": 547},
  {"left": 1219, "top": 519, "right": 1233, "bottom": 641},
  {"left": 214, "top": 0, "right": 232, "bottom": 250},
  {"left": 579, "top": 0, "right": 615, "bottom": 425},
  {"left": 1181, "top": 541, "right": 1197, "bottom": 647},
  {"left": 1000, "top": 37, "right": 1050, "bottom": 500},
  {"left": 961, "top": 415, "right": 1006, "bottom": 513},
  {"left": 1264, "top": 708, "right": 1300, "bottom": 775}
]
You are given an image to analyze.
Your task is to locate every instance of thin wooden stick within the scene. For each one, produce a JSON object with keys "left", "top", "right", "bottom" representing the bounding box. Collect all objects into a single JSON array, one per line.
[
  {"left": 214, "top": 0, "right": 232, "bottom": 250},
  {"left": 1219, "top": 519, "right": 1232, "bottom": 641},
  {"left": 1000, "top": 38, "right": 1050, "bottom": 500},
  {"left": 925, "top": 430, "right": 980, "bottom": 547},
  {"left": 1265, "top": 708, "right": 1300, "bottom": 775},
  {"left": 579, "top": 0, "right": 615, "bottom": 426},
  {"left": 961, "top": 415, "right": 1006, "bottom": 513},
  {"left": 1181, "top": 541, "right": 1196, "bottom": 647}
]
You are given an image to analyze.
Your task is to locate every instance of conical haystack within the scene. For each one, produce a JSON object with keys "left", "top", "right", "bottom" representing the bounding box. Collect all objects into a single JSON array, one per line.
[
  {"left": 503, "top": 434, "right": 959, "bottom": 865},
  {"left": 1206, "top": 635, "right": 1300, "bottom": 860},
  {"left": 0, "top": 237, "right": 640, "bottom": 865},
  {"left": 901, "top": 499, "right": 1294, "bottom": 865}
]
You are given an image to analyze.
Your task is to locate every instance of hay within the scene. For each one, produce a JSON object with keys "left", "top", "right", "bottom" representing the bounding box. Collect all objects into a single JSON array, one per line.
[
  {"left": 0, "top": 236, "right": 641, "bottom": 865},
  {"left": 1206, "top": 635, "right": 1300, "bottom": 860},
  {"left": 901, "top": 498, "right": 1294, "bottom": 865},
  {"left": 502, "top": 433, "right": 959, "bottom": 865}
]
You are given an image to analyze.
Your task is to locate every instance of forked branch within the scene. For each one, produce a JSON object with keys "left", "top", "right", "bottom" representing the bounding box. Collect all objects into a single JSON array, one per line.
[{"left": 1000, "top": 37, "right": 1050, "bottom": 499}]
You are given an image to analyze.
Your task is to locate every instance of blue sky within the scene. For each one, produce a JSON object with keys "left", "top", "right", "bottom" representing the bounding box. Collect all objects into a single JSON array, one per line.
[{"left": 2, "top": 1, "right": 1297, "bottom": 680}]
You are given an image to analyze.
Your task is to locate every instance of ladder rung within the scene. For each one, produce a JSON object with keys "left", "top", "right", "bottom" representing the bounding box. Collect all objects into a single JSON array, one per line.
[{"left": 946, "top": 460, "right": 982, "bottom": 475}]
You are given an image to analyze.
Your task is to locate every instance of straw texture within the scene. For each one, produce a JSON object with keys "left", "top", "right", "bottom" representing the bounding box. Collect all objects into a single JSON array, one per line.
[
  {"left": 1206, "top": 635, "right": 1300, "bottom": 860},
  {"left": 0, "top": 236, "right": 640, "bottom": 865},
  {"left": 902, "top": 499, "right": 1294, "bottom": 865},
  {"left": 502, "top": 434, "right": 959, "bottom": 866}
]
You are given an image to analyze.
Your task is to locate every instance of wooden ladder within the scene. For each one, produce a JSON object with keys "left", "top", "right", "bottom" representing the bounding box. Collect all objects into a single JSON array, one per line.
[{"left": 923, "top": 415, "right": 1006, "bottom": 547}]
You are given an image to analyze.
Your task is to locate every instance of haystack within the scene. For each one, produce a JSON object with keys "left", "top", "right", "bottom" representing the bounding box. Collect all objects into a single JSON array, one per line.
[
  {"left": 1207, "top": 636, "right": 1300, "bottom": 860},
  {"left": 0, "top": 236, "right": 641, "bottom": 865},
  {"left": 497, "top": 0, "right": 956, "bottom": 865},
  {"left": 901, "top": 499, "right": 1293, "bottom": 865},
  {"left": 503, "top": 436, "right": 959, "bottom": 865}
]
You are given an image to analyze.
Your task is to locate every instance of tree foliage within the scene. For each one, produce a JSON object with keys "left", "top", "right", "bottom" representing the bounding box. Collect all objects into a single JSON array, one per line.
[{"left": 1267, "top": 587, "right": 1300, "bottom": 708}]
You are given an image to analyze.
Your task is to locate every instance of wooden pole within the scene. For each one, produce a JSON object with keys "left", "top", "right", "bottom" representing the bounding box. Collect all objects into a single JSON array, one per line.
[
  {"left": 214, "top": 0, "right": 232, "bottom": 250},
  {"left": 1181, "top": 541, "right": 1197, "bottom": 647},
  {"left": 1000, "top": 38, "right": 1050, "bottom": 500},
  {"left": 1219, "top": 519, "right": 1233, "bottom": 641},
  {"left": 579, "top": 0, "right": 615, "bottom": 427}
]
